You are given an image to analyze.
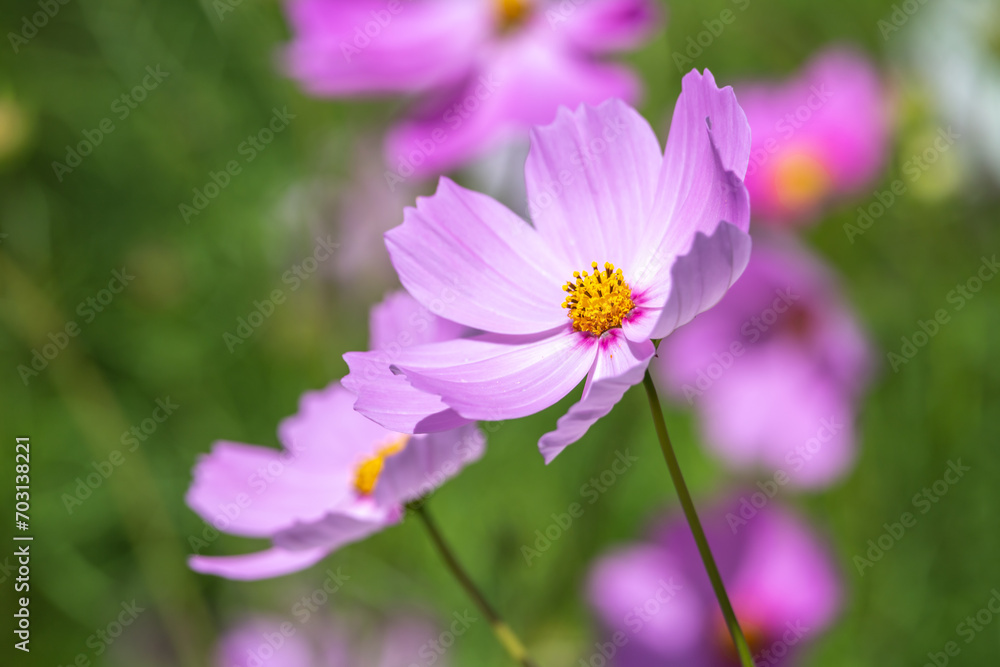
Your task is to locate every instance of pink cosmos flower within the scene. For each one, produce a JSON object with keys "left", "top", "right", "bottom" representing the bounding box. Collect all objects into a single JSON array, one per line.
[
  {"left": 215, "top": 616, "right": 342, "bottom": 666},
  {"left": 737, "top": 47, "right": 890, "bottom": 227},
  {"left": 186, "top": 294, "right": 484, "bottom": 580},
  {"left": 587, "top": 498, "right": 842, "bottom": 667},
  {"left": 656, "top": 239, "right": 873, "bottom": 487},
  {"left": 215, "top": 613, "right": 448, "bottom": 667},
  {"left": 282, "top": 0, "right": 661, "bottom": 176},
  {"left": 344, "top": 70, "right": 752, "bottom": 462}
]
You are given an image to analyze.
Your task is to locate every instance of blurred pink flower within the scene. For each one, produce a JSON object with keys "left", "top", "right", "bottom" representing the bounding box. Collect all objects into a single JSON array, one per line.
[
  {"left": 215, "top": 616, "right": 342, "bottom": 667},
  {"left": 737, "top": 47, "right": 891, "bottom": 227},
  {"left": 282, "top": 0, "right": 661, "bottom": 176},
  {"left": 344, "top": 72, "right": 753, "bottom": 462},
  {"left": 656, "top": 239, "right": 873, "bottom": 487},
  {"left": 215, "top": 613, "right": 448, "bottom": 667},
  {"left": 186, "top": 293, "right": 484, "bottom": 580},
  {"left": 587, "top": 498, "right": 842, "bottom": 667}
]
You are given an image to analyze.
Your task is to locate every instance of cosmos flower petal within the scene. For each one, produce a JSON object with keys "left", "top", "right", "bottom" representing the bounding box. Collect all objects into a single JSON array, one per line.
[
  {"left": 395, "top": 330, "right": 597, "bottom": 422},
  {"left": 282, "top": 0, "right": 489, "bottom": 96},
  {"left": 385, "top": 45, "right": 641, "bottom": 178},
  {"left": 216, "top": 617, "right": 327, "bottom": 667},
  {"left": 386, "top": 177, "right": 569, "bottom": 334},
  {"left": 524, "top": 98, "right": 663, "bottom": 274},
  {"left": 626, "top": 221, "right": 751, "bottom": 342},
  {"left": 376, "top": 425, "right": 486, "bottom": 505},
  {"left": 655, "top": 240, "right": 872, "bottom": 487},
  {"left": 343, "top": 351, "right": 472, "bottom": 434},
  {"left": 587, "top": 498, "right": 843, "bottom": 665},
  {"left": 278, "top": 383, "right": 398, "bottom": 470},
  {"left": 189, "top": 546, "right": 330, "bottom": 581},
  {"left": 186, "top": 370, "right": 482, "bottom": 580},
  {"left": 369, "top": 289, "right": 467, "bottom": 351},
  {"left": 587, "top": 545, "right": 707, "bottom": 657},
  {"left": 272, "top": 505, "right": 400, "bottom": 551},
  {"left": 185, "top": 441, "right": 353, "bottom": 538},
  {"left": 343, "top": 290, "right": 474, "bottom": 434},
  {"left": 632, "top": 69, "right": 751, "bottom": 289},
  {"left": 538, "top": 331, "right": 654, "bottom": 463},
  {"left": 701, "top": 350, "right": 858, "bottom": 487},
  {"left": 732, "top": 506, "right": 842, "bottom": 631},
  {"left": 560, "top": 0, "right": 663, "bottom": 53}
]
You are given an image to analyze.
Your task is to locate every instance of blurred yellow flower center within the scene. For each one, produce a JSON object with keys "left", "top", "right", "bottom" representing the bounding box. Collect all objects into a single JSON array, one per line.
[
  {"left": 773, "top": 150, "right": 831, "bottom": 211},
  {"left": 496, "top": 0, "right": 532, "bottom": 31},
  {"left": 717, "top": 617, "right": 767, "bottom": 663},
  {"left": 562, "top": 262, "right": 636, "bottom": 336},
  {"left": 354, "top": 435, "right": 409, "bottom": 496}
]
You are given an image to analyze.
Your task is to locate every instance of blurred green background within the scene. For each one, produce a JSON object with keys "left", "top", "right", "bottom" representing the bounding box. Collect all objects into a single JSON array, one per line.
[{"left": 1, "top": 0, "right": 999, "bottom": 665}]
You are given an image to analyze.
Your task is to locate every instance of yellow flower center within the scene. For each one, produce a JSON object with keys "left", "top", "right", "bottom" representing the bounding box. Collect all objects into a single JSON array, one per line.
[
  {"left": 562, "top": 262, "right": 636, "bottom": 336},
  {"left": 496, "top": 0, "right": 532, "bottom": 31},
  {"left": 773, "top": 150, "right": 832, "bottom": 212},
  {"left": 354, "top": 435, "right": 409, "bottom": 496}
]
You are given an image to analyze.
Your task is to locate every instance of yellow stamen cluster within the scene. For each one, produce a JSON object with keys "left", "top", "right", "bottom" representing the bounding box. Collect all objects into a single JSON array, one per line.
[
  {"left": 496, "top": 0, "right": 532, "bottom": 31},
  {"left": 354, "top": 435, "right": 409, "bottom": 496},
  {"left": 562, "top": 262, "right": 636, "bottom": 336}
]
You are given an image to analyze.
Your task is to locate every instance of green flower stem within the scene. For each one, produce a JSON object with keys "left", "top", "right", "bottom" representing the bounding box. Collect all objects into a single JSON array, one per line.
[
  {"left": 642, "top": 370, "right": 755, "bottom": 667},
  {"left": 412, "top": 502, "right": 541, "bottom": 667}
]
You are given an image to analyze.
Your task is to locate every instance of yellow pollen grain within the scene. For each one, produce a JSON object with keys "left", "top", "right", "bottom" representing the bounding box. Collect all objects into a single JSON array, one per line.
[
  {"left": 562, "top": 261, "right": 636, "bottom": 336},
  {"left": 354, "top": 435, "right": 409, "bottom": 496}
]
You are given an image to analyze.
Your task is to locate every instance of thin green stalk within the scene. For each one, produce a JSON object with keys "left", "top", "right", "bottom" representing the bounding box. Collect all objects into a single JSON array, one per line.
[
  {"left": 642, "top": 371, "right": 755, "bottom": 667},
  {"left": 411, "top": 503, "right": 541, "bottom": 667}
]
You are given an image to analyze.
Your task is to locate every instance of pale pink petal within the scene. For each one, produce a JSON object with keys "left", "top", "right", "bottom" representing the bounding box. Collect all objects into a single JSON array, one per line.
[
  {"left": 189, "top": 545, "right": 329, "bottom": 580},
  {"left": 343, "top": 350, "right": 472, "bottom": 434},
  {"left": 524, "top": 98, "right": 663, "bottom": 275},
  {"left": 385, "top": 177, "right": 567, "bottom": 334},
  {"left": 396, "top": 330, "right": 597, "bottom": 421},
  {"left": 632, "top": 69, "right": 751, "bottom": 293},
  {"left": 538, "top": 330, "right": 654, "bottom": 462},
  {"left": 278, "top": 383, "right": 398, "bottom": 470},
  {"left": 185, "top": 441, "right": 353, "bottom": 538},
  {"left": 376, "top": 425, "right": 486, "bottom": 504},
  {"left": 272, "top": 504, "right": 399, "bottom": 551},
  {"left": 626, "top": 221, "right": 752, "bottom": 342},
  {"left": 369, "top": 289, "right": 467, "bottom": 351}
]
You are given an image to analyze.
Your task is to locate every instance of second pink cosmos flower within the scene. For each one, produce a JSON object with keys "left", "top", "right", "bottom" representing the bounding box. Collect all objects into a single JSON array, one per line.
[{"left": 346, "top": 70, "right": 753, "bottom": 462}]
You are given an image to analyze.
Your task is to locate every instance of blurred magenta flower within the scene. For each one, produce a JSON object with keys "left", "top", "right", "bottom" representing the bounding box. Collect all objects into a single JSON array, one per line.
[
  {"left": 656, "top": 239, "right": 873, "bottom": 487},
  {"left": 282, "top": 0, "right": 661, "bottom": 176},
  {"left": 187, "top": 293, "right": 484, "bottom": 580},
  {"left": 587, "top": 498, "right": 841, "bottom": 667},
  {"left": 344, "top": 71, "right": 752, "bottom": 462},
  {"left": 737, "top": 47, "right": 891, "bottom": 227},
  {"left": 215, "top": 616, "right": 342, "bottom": 666},
  {"left": 215, "top": 613, "right": 447, "bottom": 667}
]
